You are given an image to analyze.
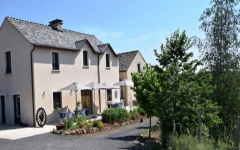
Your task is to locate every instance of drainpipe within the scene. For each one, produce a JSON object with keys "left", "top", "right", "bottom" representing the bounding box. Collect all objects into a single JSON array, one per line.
[
  {"left": 97, "top": 54, "right": 101, "bottom": 113},
  {"left": 31, "top": 45, "right": 36, "bottom": 126}
]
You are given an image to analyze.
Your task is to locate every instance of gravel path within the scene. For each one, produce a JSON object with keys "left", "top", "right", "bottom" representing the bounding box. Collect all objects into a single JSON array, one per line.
[{"left": 0, "top": 118, "right": 158, "bottom": 150}]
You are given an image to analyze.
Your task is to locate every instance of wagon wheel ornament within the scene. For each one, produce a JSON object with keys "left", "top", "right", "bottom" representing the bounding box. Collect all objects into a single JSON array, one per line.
[{"left": 36, "top": 108, "right": 47, "bottom": 127}]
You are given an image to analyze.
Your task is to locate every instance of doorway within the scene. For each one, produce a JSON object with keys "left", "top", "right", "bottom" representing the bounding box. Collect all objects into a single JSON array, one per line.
[
  {"left": 1, "top": 96, "right": 6, "bottom": 124},
  {"left": 81, "top": 90, "right": 92, "bottom": 109},
  {"left": 13, "top": 95, "right": 21, "bottom": 124}
]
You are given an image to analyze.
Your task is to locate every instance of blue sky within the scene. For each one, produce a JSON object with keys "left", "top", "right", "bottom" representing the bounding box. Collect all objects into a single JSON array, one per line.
[{"left": 0, "top": 0, "right": 210, "bottom": 65}]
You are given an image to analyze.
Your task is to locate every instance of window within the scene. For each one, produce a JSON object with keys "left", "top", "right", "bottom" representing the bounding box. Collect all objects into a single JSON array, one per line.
[
  {"left": 107, "top": 89, "right": 112, "bottom": 101},
  {"left": 53, "top": 92, "right": 62, "bottom": 110},
  {"left": 83, "top": 51, "right": 88, "bottom": 66},
  {"left": 137, "top": 63, "right": 141, "bottom": 73},
  {"left": 106, "top": 54, "right": 110, "bottom": 67},
  {"left": 5, "top": 51, "right": 11, "bottom": 74},
  {"left": 52, "top": 52, "right": 59, "bottom": 70}
]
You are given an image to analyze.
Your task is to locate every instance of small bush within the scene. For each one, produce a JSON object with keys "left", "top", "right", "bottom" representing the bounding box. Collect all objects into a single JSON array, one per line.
[
  {"left": 131, "top": 114, "right": 136, "bottom": 120},
  {"left": 168, "top": 134, "right": 233, "bottom": 150},
  {"left": 93, "top": 120, "right": 101, "bottom": 127},
  {"left": 137, "top": 107, "right": 146, "bottom": 116},
  {"left": 97, "top": 121, "right": 104, "bottom": 129},
  {"left": 76, "top": 116, "right": 87, "bottom": 126},
  {"left": 130, "top": 108, "right": 138, "bottom": 115},
  {"left": 102, "top": 107, "right": 129, "bottom": 123},
  {"left": 65, "top": 118, "right": 73, "bottom": 129},
  {"left": 86, "top": 121, "right": 93, "bottom": 129}
]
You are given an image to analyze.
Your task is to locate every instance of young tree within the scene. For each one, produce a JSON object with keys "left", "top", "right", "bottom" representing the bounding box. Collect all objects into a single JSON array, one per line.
[
  {"left": 198, "top": 0, "right": 240, "bottom": 142},
  {"left": 131, "top": 64, "right": 160, "bottom": 138},
  {"left": 154, "top": 29, "right": 221, "bottom": 148}
]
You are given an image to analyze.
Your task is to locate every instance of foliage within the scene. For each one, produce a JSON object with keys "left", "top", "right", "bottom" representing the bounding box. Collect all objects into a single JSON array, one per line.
[
  {"left": 93, "top": 120, "right": 101, "bottom": 127},
  {"left": 97, "top": 121, "right": 104, "bottom": 129},
  {"left": 168, "top": 134, "right": 233, "bottom": 150},
  {"left": 76, "top": 116, "right": 87, "bottom": 126},
  {"left": 101, "top": 107, "right": 128, "bottom": 123},
  {"left": 131, "top": 64, "right": 159, "bottom": 118},
  {"left": 131, "top": 64, "right": 160, "bottom": 138},
  {"left": 65, "top": 118, "right": 74, "bottom": 129},
  {"left": 197, "top": 0, "right": 240, "bottom": 143},
  {"left": 86, "top": 121, "right": 93, "bottom": 129},
  {"left": 153, "top": 29, "right": 221, "bottom": 148},
  {"left": 75, "top": 101, "right": 81, "bottom": 110},
  {"left": 137, "top": 107, "right": 146, "bottom": 116}
]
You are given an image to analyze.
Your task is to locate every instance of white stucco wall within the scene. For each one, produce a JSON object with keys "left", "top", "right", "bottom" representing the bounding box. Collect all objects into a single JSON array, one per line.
[
  {"left": 33, "top": 43, "right": 120, "bottom": 124},
  {"left": 0, "top": 18, "right": 120, "bottom": 126},
  {"left": 0, "top": 18, "right": 34, "bottom": 126}
]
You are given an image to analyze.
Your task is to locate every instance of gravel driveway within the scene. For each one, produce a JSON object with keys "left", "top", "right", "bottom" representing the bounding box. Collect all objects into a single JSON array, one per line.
[{"left": 0, "top": 117, "right": 158, "bottom": 150}]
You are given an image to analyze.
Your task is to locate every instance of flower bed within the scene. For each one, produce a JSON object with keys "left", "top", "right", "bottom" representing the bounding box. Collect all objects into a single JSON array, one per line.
[{"left": 52, "top": 107, "right": 147, "bottom": 136}]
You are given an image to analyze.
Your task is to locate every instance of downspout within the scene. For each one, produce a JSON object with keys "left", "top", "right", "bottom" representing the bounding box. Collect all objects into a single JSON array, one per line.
[
  {"left": 97, "top": 54, "right": 101, "bottom": 113},
  {"left": 31, "top": 45, "right": 36, "bottom": 126}
]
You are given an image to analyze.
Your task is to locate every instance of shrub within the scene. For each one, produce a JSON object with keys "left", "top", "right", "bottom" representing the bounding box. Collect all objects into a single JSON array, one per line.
[
  {"left": 76, "top": 116, "right": 87, "bottom": 126},
  {"left": 168, "top": 134, "right": 233, "bottom": 150},
  {"left": 97, "top": 121, "right": 104, "bottom": 129},
  {"left": 93, "top": 120, "right": 101, "bottom": 127},
  {"left": 131, "top": 114, "right": 136, "bottom": 120},
  {"left": 86, "top": 121, "right": 93, "bottom": 129},
  {"left": 137, "top": 107, "right": 146, "bottom": 116},
  {"left": 102, "top": 107, "right": 129, "bottom": 123},
  {"left": 129, "top": 108, "right": 138, "bottom": 115},
  {"left": 65, "top": 118, "right": 73, "bottom": 129}
]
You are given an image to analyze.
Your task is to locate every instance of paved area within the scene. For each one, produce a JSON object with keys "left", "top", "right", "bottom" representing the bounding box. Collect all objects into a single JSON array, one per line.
[
  {"left": 0, "top": 115, "right": 102, "bottom": 140},
  {"left": 0, "top": 117, "right": 158, "bottom": 150},
  {"left": 0, "top": 124, "right": 55, "bottom": 140}
]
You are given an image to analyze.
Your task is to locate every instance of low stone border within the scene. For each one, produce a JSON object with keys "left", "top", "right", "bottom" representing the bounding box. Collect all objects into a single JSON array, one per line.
[{"left": 52, "top": 118, "right": 144, "bottom": 136}]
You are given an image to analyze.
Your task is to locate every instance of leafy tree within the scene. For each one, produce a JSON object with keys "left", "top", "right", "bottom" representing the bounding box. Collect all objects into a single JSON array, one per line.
[
  {"left": 154, "top": 29, "right": 221, "bottom": 148},
  {"left": 198, "top": 0, "right": 240, "bottom": 142},
  {"left": 131, "top": 64, "right": 160, "bottom": 138}
]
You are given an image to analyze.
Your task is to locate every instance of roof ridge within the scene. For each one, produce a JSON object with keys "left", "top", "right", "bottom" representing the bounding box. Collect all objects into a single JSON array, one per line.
[
  {"left": 6, "top": 16, "right": 48, "bottom": 27},
  {"left": 118, "top": 50, "right": 139, "bottom": 54},
  {"left": 6, "top": 16, "right": 94, "bottom": 36}
]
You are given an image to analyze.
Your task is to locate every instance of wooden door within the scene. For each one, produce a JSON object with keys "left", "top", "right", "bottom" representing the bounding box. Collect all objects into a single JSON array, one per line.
[{"left": 81, "top": 90, "right": 92, "bottom": 109}]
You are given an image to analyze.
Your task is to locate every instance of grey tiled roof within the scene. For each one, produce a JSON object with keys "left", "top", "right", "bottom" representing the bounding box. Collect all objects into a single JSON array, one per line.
[
  {"left": 97, "top": 44, "right": 109, "bottom": 52},
  {"left": 118, "top": 50, "right": 139, "bottom": 71},
  {"left": 6, "top": 17, "right": 103, "bottom": 53}
]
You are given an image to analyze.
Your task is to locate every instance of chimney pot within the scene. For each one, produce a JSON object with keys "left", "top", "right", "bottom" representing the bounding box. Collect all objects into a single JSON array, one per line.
[{"left": 49, "top": 19, "right": 63, "bottom": 31}]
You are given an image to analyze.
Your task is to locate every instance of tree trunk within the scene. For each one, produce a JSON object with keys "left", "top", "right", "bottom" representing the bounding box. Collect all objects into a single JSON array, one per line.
[{"left": 149, "top": 116, "right": 151, "bottom": 138}]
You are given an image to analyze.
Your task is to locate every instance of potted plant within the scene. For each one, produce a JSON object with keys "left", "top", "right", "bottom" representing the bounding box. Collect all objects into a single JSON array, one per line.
[
  {"left": 76, "top": 101, "right": 81, "bottom": 110},
  {"left": 108, "top": 95, "right": 112, "bottom": 101},
  {"left": 55, "top": 102, "right": 60, "bottom": 110}
]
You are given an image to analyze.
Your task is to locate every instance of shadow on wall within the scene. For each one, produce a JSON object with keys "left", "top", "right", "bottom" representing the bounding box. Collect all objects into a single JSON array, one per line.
[
  {"left": 111, "top": 56, "right": 118, "bottom": 67},
  {"left": 45, "top": 106, "right": 71, "bottom": 124},
  {"left": 92, "top": 101, "right": 99, "bottom": 114}
]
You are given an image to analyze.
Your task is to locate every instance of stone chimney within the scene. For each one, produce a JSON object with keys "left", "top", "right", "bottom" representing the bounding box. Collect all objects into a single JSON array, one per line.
[{"left": 49, "top": 19, "right": 63, "bottom": 31}]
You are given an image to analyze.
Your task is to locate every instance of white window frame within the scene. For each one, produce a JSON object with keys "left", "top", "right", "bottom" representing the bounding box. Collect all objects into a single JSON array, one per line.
[{"left": 50, "top": 50, "right": 61, "bottom": 71}]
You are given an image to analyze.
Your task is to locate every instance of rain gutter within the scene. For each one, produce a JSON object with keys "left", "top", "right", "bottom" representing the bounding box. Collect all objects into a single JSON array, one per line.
[{"left": 31, "top": 45, "right": 36, "bottom": 127}]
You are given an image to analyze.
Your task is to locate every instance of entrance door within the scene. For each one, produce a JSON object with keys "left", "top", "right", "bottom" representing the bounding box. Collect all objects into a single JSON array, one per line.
[
  {"left": 81, "top": 90, "right": 92, "bottom": 109},
  {"left": 1, "top": 96, "right": 6, "bottom": 123},
  {"left": 13, "top": 95, "right": 21, "bottom": 124}
]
